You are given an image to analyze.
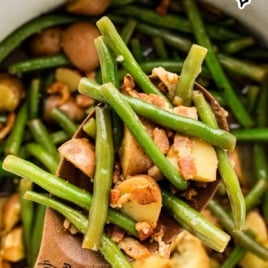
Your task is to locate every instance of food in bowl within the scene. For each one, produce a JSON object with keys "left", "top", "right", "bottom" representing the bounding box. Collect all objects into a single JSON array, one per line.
[{"left": 0, "top": 0, "right": 268, "bottom": 267}]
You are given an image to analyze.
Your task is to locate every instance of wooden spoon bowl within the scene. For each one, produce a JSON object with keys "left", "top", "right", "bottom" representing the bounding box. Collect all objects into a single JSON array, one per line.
[{"left": 35, "top": 82, "right": 228, "bottom": 267}]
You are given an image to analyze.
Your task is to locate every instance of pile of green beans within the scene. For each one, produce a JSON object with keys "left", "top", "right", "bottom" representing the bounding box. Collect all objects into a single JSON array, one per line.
[{"left": 0, "top": 0, "right": 268, "bottom": 267}]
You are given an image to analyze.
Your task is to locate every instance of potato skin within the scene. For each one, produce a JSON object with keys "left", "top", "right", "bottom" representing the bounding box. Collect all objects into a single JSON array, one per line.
[
  {"left": 0, "top": 73, "right": 25, "bottom": 112},
  {"left": 29, "top": 27, "right": 62, "bottom": 57},
  {"left": 61, "top": 22, "right": 100, "bottom": 72},
  {"left": 67, "top": 0, "right": 111, "bottom": 16}
]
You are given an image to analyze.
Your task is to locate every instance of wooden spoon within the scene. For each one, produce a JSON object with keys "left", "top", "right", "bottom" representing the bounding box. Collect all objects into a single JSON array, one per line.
[{"left": 35, "top": 82, "right": 228, "bottom": 267}]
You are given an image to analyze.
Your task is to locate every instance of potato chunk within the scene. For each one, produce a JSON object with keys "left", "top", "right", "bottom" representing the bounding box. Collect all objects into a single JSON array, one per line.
[
  {"left": 61, "top": 22, "right": 100, "bottom": 72},
  {"left": 66, "top": 0, "right": 110, "bottom": 16},
  {"left": 113, "top": 175, "right": 162, "bottom": 228},
  {"left": 119, "top": 127, "right": 152, "bottom": 177},
  {"left": 58, "top": 138, "right": 95, "bottom": 178},
  {"left": 191, "top": 138, "right": 218, "bottom": 182},
  {"left": 0, "top": 74, "right": 25, "bottom": 112},
  {"left": 1, "top": 227, "right": 25, "bottom": 262},
  {"left": 55, "top": 68, "right": 82, "bottom": 92},
  {"left": 168, "top": 135, "right": 218, "bottom": 182}
]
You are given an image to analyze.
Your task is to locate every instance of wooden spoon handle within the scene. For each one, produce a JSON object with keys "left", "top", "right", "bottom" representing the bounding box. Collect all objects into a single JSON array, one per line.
[{"left": 35, "top": 208, "right": 109, "bottom": 268}]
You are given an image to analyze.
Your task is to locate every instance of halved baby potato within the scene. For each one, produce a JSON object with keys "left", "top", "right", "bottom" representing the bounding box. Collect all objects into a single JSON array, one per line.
[
  {"left": 119, "top": 128, "right": 152, "bottom": 177},
  {"left": 58, "top": 138, "right": 95, "bottom": 178},
  {"left": 114, "top": 175, "right": 162, "bottom": 228}
]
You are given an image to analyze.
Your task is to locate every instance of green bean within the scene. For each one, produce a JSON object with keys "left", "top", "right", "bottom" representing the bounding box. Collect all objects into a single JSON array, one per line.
[
  {"left": 134, "top": 21, "right": 192, "bottom": 53},
  {"left": 28, "top": 118, "right": 60, "bottom": 163},
  {"left": 255, "top": 78, "right": 268, "bottom": 127},
  {"left": 253, "top": 143, "right": 268, "bottom": 181},
  {"left": 239, "top": 47, "right": 268, "bottom": 60},
  {"left": 78, "top": 78, "right": 236, "bottom": 151},
  {"left": 117, "top": 60, "right": 211, "bottom": 81},
  {"left": 82, "top": 106, "right": 114, "bottom": 250},
  {"left": 218, "top": 54, "right": 267, "bottom": 83},
  {"left": 100, "top": 82, "right": 188, "bottom": 190},
  {"left": 162, "top": 188, "right": 230, "bottom": 252},
  {"left": 115, "top": 5, "right": 190, "bottom": 33},
  {"left": 50, "top": 107, "right": 77, "bottom": 138},
  {"left": 24, "top": 142, "right": 59, "bottom": 174},
  {"left": 2, "top": 155, "right": 138, "bottom": 237},
  {"left": 28, "top": 79, "right": 41, "bottom": 120},
  {"left": 96, "top": 16, "right": 172, "bottom": 106},
  {"left": 114, "top": 5, "right": 241, "bottom": 40},
  {"left": 111, "top": 110, "right": 123, "bottom": 153},
  {"left": 152, "top": 37, "right": 168, "bottom": 59},
  {"left": 132, "top": 21, "right": 266, "bottom": 83},
  {"left": 216, "top": 149, "right": 246, "bottom": 231},
  {"left": 130, "top": 38, "right": 144, "bottom": 62},
  {"left": 0, "top": 14, "right": 77, "bottom": 63},
  {"left": 50, "top": 130, "right": 69, "bottom": 145},
  {"left": 94, "top": 34, "right": 123, "bottom": 153},
  {"left": 193, "top": 91, "right": 245, "bottom": 231},
  {"left": 19, "top": 178, "right": 34, "bottom": 266},
  {"left": 222, "top": 36, "right": 255, "bottom": 54},
  {"left": 263, "top": 194, "right": 268, "bottom": 223},
  {"left": 82, "top": 117, "right": 96, "bottom": 139},
  {"left": 183, "top": 0, "right": 253, "bottom": 128},
  {"left": 247, "top": 85, "right": 260, "bottom": 114},
  {"left": 253, "top": 85, "right": 268, "bottom": 181},
  {"left": 245, "top": 179, "right": 268, "bottom": 212},
  {"left": 4, "top": 102, "right": 28, "bottom": 155},
  {"left": 220, "top": 245, "right": 246, "bottom": 268},
  {"left": 118, "top": 60, "right": 184, "bottom": 80},
  {"left": 124, "top": 95, "right": 235, "bottom": 151},
  {"left": 29, "top": 204, "right": 46, "bottom": 268},
  {"left": 99, "top": 234, "right": 133, "bottom": 268},
  {"left": 209, "top": 91, "right": 226, "bottom": 106},
  {"left": 120, "top": 18, "right": 137, "bottom": 45},
  {"left": 94, "top": 36, "right": 118, "bottom": 87},
  {"left": 207, "top": 199, "right": 268, "bottom": 260},
  {"left": 8, "top": 54, "right": 70, "bottom": 74},
  {"left": 23, "top": 191, "right": 132, "bottom": 268},
  {"left": 232, "top": 128, "right": 268, "bottom": 141},
  {"left": 0, "top": 159, "right": 11, "bottom": 178},
  {"left": 252, "top": 77, "right": 268, "bottom": 221},
  {"left": 174, "top": 44, "right": 207, "bottom": 105}
]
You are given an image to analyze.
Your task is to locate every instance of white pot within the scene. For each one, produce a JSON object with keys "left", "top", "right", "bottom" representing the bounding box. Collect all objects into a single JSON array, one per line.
[
  {"left": 0, "top": 0, "right": 67, "bottom": 42},
  {"left": 202, "top": 0, "right": 268, "bottom": 45},
  {"left": 0, "top": 0, "right": 267, "bottom": 44}
]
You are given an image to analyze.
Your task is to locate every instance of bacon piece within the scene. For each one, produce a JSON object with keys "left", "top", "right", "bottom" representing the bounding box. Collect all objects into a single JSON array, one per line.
[
  {"left": 152, "top": 128, "right": 169, "bottom": 155},
  {"left": 135, "top": 221, "right": 154, "bottom": 241},
  {"left": 172, "top": 105, "right": 198, "bottom": 120},
  {"left": 47, "top": 81, "right": 70, "bottom": 105},
  {"left": 172, "top": 134, "right": 196, "bottom": 180},
  {"left": 118, "top": 237, "right": 151, "bottom": 260},
  {"left": 151, "top": 67, "right": 179, "bottom": 100}
]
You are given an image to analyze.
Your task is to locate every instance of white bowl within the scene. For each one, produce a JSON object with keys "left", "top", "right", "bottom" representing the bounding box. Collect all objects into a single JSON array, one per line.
[
  {"left": 0, "top": 0, "right": 267, "bottom": 44},
  {"left": 0, "top": 0, "right": 67, "bottom": 42},
  {"left": 203, "top": 0, "right": 268, "bottom": 45}
]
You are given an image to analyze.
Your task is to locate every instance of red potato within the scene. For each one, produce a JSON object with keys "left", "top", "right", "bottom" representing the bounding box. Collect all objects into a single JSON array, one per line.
[
  {"left": 28, "top": 27, "right": 62, "bottom": 57},
  {"left": 67, "top": 0, "right": 111, "bottom": 16},
  {"left": 58, "top": 138, "right": 95, "bottom": 178},
  {"left": 61, "top": 22, "right": 100, "bottom": 72},
  {"left": 44, "top": 95, "right": 85, "bottom": 122}
]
